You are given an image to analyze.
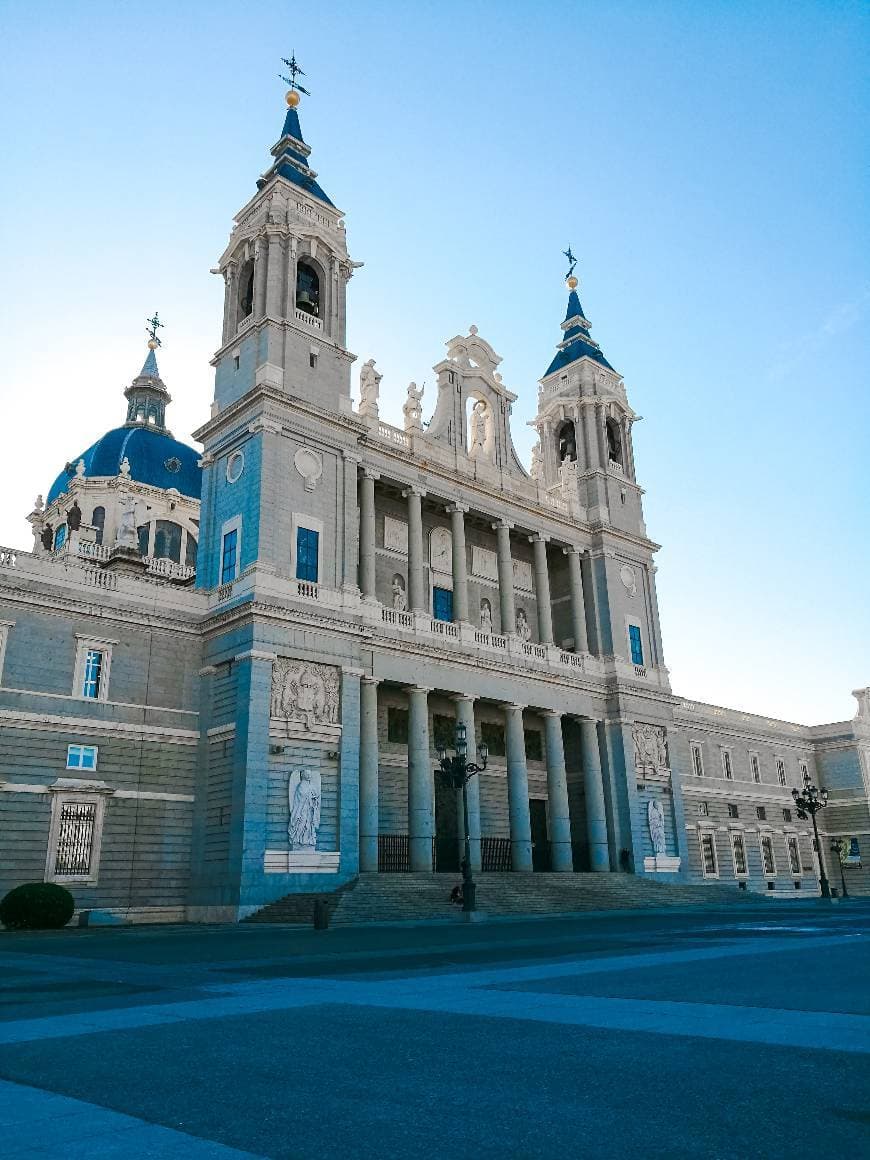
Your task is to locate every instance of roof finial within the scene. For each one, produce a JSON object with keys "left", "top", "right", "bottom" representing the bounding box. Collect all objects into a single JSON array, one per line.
[
  {"left": 563, "top": 245, "right": 578, "bottom": 289},
  {"left": 145, "top": 311, "right": 164, "bottom": 351},
  {"left": 280, "top": 52, "right": 310, "bottom": 108}
]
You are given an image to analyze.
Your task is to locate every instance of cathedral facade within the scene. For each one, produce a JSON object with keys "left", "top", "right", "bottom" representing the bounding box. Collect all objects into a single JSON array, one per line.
[{"left": 1, "top": 87, "right": 867, "bottom": 922}]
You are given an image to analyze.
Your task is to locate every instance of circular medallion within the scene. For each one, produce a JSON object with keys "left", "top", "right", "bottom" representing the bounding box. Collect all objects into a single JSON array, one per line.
[
  {"left": 164, "top": 456, "right": 182, "bottom": 473},
  {"left": 293, "top": 446, "right": 323, "bottom": 492},
  {"left": 226, "top": 450, "right": 245, "bottom": 484}
]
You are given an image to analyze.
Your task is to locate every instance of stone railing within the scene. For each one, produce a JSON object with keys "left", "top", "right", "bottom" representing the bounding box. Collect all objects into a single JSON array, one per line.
[
  {"left": 633, "top": 664, "right": 647, "bottom": 678},
  {"left": 523, "top": 642, "right": 548, "bottom": 661},
  {"left": 0, "top": 547, "right": 18, "bottom": 567},
  {"left": 430, "top": 618, "right": 459, "bottom": 638},
  {"left": 236, "top": 313, "right": 255, "bottom": 335},
  {"left": 80, "top": 568, "right": 118, "bottom": 591},
  {"left": 295, "top": 201, "right": 335, "bottom": 230},
  {"left": 382, "top": 607, "right": 414, "bottom": 629},
  {"left": 474, "top": 631, "right": 507, "bottom": 651},
  {"left": 608, "top": 458, "right": 624, "bottom": 474},
  {"left": 217, "top": 581, "right": 234, "bottom": 602},
  {"left": 294, "top": 579, "right": 319, "bottom": 600},
  {"left": 376, "top": 422, "right": 411, "bottom": 450},
  {"left": 294, "top": 309, "right": 323, "bottom": 331},
  {"left": 75, "top": 541, "right": 111, "bottom": 562},
  {"left": 558, "top": 650, "right": 585, "bottom": 671},
  {"left": 144, "top": 557, "right": 195, "bottom": 581}
]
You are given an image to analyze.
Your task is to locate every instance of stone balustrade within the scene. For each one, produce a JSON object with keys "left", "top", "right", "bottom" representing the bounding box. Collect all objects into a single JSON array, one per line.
[{"left": 294, "top": 308, "right": 323, "bottom": 331}]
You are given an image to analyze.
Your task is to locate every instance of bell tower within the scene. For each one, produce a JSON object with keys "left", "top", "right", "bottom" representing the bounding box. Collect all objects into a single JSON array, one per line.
[{"left": 211, "top": 63, "right": 360, "bottom": 416}]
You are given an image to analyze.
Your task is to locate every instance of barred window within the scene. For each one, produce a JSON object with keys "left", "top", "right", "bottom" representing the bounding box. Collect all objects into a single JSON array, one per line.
[
  {"left": 722, "top": 750, "right": 733, "bottom": 780},
  {"left": 731, "top": 833, "right": 748, "bottom": 876},
  {"left": 700, "top": 832, "right": 718, "bottom": 876},
  {"left": 54, "top": 802, "right": 97, "bottom": 877},
  {"left": 776, "top": 758, "right": 787, "bottom": 786},
  {"left": 691, "top": 744, "right": 704, "bottom": 777},
  {"left": 761, "top": 835, "right": 776, "bottom": 876},
  {"left": 787, "top": 836, "right": 801, "bottom": 875},
  {"left": 750, "top": 754, "right": 761, "bottom": 783}
]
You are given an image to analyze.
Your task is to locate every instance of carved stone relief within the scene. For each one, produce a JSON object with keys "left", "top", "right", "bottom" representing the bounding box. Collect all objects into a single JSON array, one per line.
[
  {"left": 471, "top": 546, "right": 498, "bottom": 582},
  {"left": 512, "top": 559, "right": 533, "bottom": 591},
  {"left": 619, "top": 564, "right": 638, "bottom": 597},
  {"left": 271, "top": 659, "right": 340, "bottom": 730},
  {"left": 429, "top": 527, "right": 452, "bottom": 574},
  {"left": 633, "top": 723, "right": 669, "bottom": 772},
  {"left": 384, "top": 516, "right": 408, "bottom": 554},
  {"left": 293, "top": 447, "right": 323, "bottom": 492}
]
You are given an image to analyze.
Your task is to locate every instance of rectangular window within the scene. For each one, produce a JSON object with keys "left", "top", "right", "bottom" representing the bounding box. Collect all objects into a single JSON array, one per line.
[
  {"left": 0, "top": 620, "right": 12, "bottom": 683},
  {"left": 628, "top": 624, "right": 644, "bottom": 666},
  {"left": 731, "top": 833, "right": 748, "bottom": 876},
  {"left": 387, "top": 707, "right": 409, "bottom": 744},
  {"left": 432, "top": 713, "right": 455, "bottom": 751},
  {"left": 66, "top": 744, "right": 98, "bottom": 771},
  {"left": 700, "top": 832, "right": 718, "bottom": 877},
  {"left": 221, "top": 528, "right": 238, "bottom": 583},
  {"left": 309, "top": 352, "right": 317, "bottom": 369},
  {"left": 727, "top": 803, "right": 739, "bottom": 819},
  {"left": 799, "top": 760, "right": 809, "bottom": 779},
  {"left": 698, "top": 801, "right": 709, "bottom": 817},
  {"left": 756, "top": 806, "right": 767, "bottom": 821},
  {"left": 53, "top": 802, "right": 98, "bottom": 877},
  {"left": 787, "top": 836, "right": 801, "bottom": 875},
  {"left": 524, "top": 729, "right": 543, "bottom": 761},
  {"left": 776, "top": 758, "right": 787, "bottom": 787},
  {"left": 782, "top": 808, "right": 792, "bottom": 823},
  {"left": 691, "top": 743, "right": 704, "bottom": 777},
  {"left": 722, "top": 750, "right": 733, "bottom": 780},
  {"left": 81, "top": 649, "right": 104, "bottom": 700},
  {"left": 432, "top": 586, "right": 453, "bottom": 622},
  {"left": 480, "top": 721, "right": 506, "bottom": 758},
  {"left": 750, "top": 754, "right": 761, "bottom": 783},
  {"left": 761, "top": 835, "right": 776, "bottom": 876},
  {"left": 295, "top": 527, "right": 320, "bottom": 583}
]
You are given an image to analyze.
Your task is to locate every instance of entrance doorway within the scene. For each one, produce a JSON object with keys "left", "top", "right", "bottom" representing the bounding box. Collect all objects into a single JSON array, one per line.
[
  {"left": 434, "top": 781, "right": 461, "bottom": 872},
  {"left": 530, "top": 799, "right": 550, "bottom": 871}
]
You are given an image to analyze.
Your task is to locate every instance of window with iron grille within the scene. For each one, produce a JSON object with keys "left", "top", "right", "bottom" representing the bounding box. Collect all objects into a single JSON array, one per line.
[
  {"left": 750, "top": 754, "right": 761, "bottom": 783},
  {"left": 761, "top": 835, "right": 776, "bottom": 876},
  {"left": 524, "top": 729, "right": 543, "bottom": 761},
  {"left": 691, "top": 743, "right": 704, "bottom": 777},
  {"left": 480, "top": 722, "right": 506, "bottom": 758},
  {"left": 727, "top": 803, "right": 739, "bottom": 819},
  {"left": 700, "top": 832, "right": 718, "bottom": 876},
  {"left": 756, "top": 806, "right": 767, "bottom": 821},
  {"left": 787, "top": 836, "right": 801, "bottom": 875},
  {"left": 782, "top": 808, "right": 792, "bottom": 823},
  {"left": 387, "top": 707, "right": 409, "bottom": 744},
  {"left": 776, "top": 758, "right": 787, "bottom": 786},
  {"left": 722, "top": 749, "right": 733, "bottom": 780},
  {"left": 731, "top": 833, "right": 748, "bottom": 876},
  {"left": 295, "top": 527, "right": 320, "bottom": 583},
  {"left": 54, "top": 802, "right": 97, "bottom": 877},
  {"left": 698, "top": 801, "right": 709, "bottom": 817}
]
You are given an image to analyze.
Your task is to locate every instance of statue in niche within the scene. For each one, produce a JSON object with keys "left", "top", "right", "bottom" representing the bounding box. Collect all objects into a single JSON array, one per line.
[
  {"left": 403, "top": 382, "right": 424, "bottom": 432},
  {"left": 358, "top": 358, "right": 382, "bottom": 418},
  {"left": 558, "top": 421, "right": 577, "bottom": 464},
  {"left": 647, "top": 798, "right": 666, "bottom": 855},
  {"left": 40, "top": 525, "right": 53, "bottom": 551},
  {"left": 515, "top": 608, "right": 532, "bottom": 642},
  {"left": 115, "top": 494, "right": 138, "bottom": 549},
  {"left": 632, "top": 722, "right": 669, "bottom": 772},
  {"left": 469, "top": 399, "right": 492, "bottom": 458},
  {"left": 271, "top": 659, "right": 340, "bottom": 730},
  {"left": 479, "top": 597, "right": 493, "bottom": 635},
  {"left": 529, "top": 441, "right": 543, "bottom": 483},
  {"left": 288, "top": 768, "right": 321, "bottom": 850},
  {"left": 392, "top": 574, "right": 407, "bottom": 611}
]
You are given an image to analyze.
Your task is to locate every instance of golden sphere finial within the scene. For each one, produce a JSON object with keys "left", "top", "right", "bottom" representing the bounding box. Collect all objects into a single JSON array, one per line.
[
  {"left": 286, "top": 89, "right": 300, "bottom": 108},
  {"left": 147, "top": 339, "right": 158, "bottom": 350},
  {"left": 566, "top": 275, "right": 578, "bottom": 290}
]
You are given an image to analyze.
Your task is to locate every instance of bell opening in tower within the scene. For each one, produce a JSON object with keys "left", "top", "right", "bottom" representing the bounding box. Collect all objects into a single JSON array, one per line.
[
  {"left": 296, "top": 261, "right": 320, "bottom": 317},
  {"left": 606, "top": 417, "right": 623, "bottom": 466},
  {"left": 238, "top": 260, "right": 254, "bottom": 319},
  {"left": 557, "top": 419, "right": 577, "bottom": 463}
]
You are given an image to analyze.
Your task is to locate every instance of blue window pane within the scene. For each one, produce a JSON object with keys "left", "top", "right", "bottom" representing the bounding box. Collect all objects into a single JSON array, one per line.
[
  {"left": 296, "top": 527, "right": 319, "bottom": 582},
  {"left": 82, "top": 650, "right": 103, "bottom": 699},
  {"left": 433, "top": 586, "right": 453, "bottom": 622},
  {"left": 54, "top": 525, "right": 67, "bottom": 551},
  {"left": 629, "top": 624, "right": 644, "bottom": 666},
  {"left": 221, "top": 529, "right": 238, "bottom": 583}
]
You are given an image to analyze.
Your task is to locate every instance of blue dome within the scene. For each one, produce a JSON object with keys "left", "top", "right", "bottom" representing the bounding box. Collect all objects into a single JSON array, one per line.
[{"left": 47, "top": 426, "right": 201, "bottom": 505}]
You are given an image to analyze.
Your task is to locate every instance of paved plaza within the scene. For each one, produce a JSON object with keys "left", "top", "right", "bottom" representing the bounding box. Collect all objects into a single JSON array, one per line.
[{"left": 0, "top": 903, "right": 868, "bottom": 1158}]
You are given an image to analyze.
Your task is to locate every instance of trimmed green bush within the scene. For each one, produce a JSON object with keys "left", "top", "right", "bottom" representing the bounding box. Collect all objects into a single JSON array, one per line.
[{"left": 0, "top": 883, "right": 75, "bottom": 930}]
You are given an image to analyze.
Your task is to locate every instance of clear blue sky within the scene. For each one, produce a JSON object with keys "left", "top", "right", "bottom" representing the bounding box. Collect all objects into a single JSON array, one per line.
[{"left": 0, "top": 0, "right": 867, "bottom": 724}]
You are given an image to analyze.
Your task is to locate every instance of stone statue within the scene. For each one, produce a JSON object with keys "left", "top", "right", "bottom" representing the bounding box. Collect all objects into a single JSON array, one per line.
[
  {"left": 391, "top": 574, "right": 407, "bottom": 612},
  {"left": 115, "top": 494, "right": 138, "bottom": 549},
  {"left": 358, "top": 358, "right": 382, "bottom": 419},
  {"left": 271, "top": 659, "right": 341, "bottom": 731},
  {"left": 33, "top": 495, "right": 44, "bottom": 513},
  {"left": 66, "top": 501, "right": 82, "bottom": 532},
  {"left": 74, "top": 459, "right": 86, "bottom": 479},
  {"left": 632, "top": 723, "right": 669, "bottom": 772},
  {"left": 479, "top": 598, "right": 493, "bottom": 635},
  {"left": 40, "top": 525, "right": 53, "bottom": 551},
  {"left": 403, "top": 382, "right": 424, "bottom": 432},
  {"left": 119, "top": 457, "right": 131, "bottom": 479},
  {"left": 647, "top": 798, "right": 667, "bottom": 855},
  {"left": 288, "top": 769, "right": 321, "bottom": 850},
  {"left": 515, "top": 608, "right": 532, "bottom": 642},
  {"left": 469, "top": 399, "right": 490, "bottom": 457},
  {"left": 530, "top": 441, "right": 543, "bottom": 482}
]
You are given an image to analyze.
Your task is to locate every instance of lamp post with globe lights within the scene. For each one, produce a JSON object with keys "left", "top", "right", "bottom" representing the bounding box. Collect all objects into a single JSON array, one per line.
[
  {"left": 829, "top": 838, "right": 850, "bottom": 899},
  {"left": 435, "top": 722, "right": 488, "bottom": 914},
  {"left": 792, "top": 771, "right": 830, "bottom": 899}
]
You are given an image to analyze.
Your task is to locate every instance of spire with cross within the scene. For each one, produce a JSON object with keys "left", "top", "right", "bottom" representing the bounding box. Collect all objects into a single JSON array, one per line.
[
  {"left": 145, "top": 312, "right": 164, "bottom": 350},
  {"left": 563, "top": 246, "right": 577, "bottom": 281},
  {"left": 280, "top": 53, "right": 311, "bottom": 98}
]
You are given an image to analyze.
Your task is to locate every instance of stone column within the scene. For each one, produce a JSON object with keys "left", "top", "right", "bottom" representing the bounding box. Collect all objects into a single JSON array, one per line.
[
  {"left": 494, "top": 520, "right": 516, "bottom": 635},
  {"left": 625, "top": 419, "right": 636, "bottom": 480},
  {"left": 266, "top": 233, "right": 283, "bottom": 318},
  {"left": 341, "top": 451, "right": 361, "bottom": 594},
  {"left": 405, "top": 486, "right": 427, "bottom": 613},
  {"left": 447, "top": 504, "right": 469, "bottom": 624},
  {"left": 579, "top": 717, "right": 610, "bottom": 871},
  {"left": 531, "top": 534, "right": 553, "bottom": 644},
  {"left": 359, "top": 676, "right": 380, "bottom": 872},
  {"left": 542, "top": 711, "right": 573, "bottom": 872},
  {"left": 407, "top": 685, "right": 434, "bottom": 871},
  {"left": 358, "top": 469, "right": 378, "bottom": 600},
  {"left": 505, "top": 703, "right": 533, "bottom": 871},
  {"left": 580, "top": 403, "right": 595, "bottom": 470},
  {"left": 595, "top": 403, "right": 608, "bottom": 468},
  {"left": 454, "top": 694, "right": 482, "bottom": 871},
  {"left": 254, "top": 236, "right": 268, "bottom": 320},
  {"left": 565, "top": 546, "right": 589, "bottom": 653},
  {"left": 338, "top": 668, "right": 363, "bottom": 876},
  {"left": 222, "top": 263, "right": 237, "bottom": 344}
]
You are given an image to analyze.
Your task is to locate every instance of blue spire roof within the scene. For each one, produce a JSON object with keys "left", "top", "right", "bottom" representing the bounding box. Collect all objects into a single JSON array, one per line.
[
  {"left": 258, "top": 99, "right": 335, "bottom": 207},
  {"left": 140, "top": 347, "right": 160, "bottom": 377},
  {"left": 280, "top": 106, "right": 305, "bottom": 143},
  {"left": 543, "top": 283, "right": 614, "bottom": 377}
]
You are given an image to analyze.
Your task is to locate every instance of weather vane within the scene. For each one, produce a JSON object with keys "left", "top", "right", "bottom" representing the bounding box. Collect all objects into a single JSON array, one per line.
[
  {"left": 145, "top": 312, "right": 164, "bottom": 350},
  {"left": 563, "top": 246, "right": 577, "bottom": 280},
  {"left": 280, "top": 53, "right": 311, "bottom": 96}
]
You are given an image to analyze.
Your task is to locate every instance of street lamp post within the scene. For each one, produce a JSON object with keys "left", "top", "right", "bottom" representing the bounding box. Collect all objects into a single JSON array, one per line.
[
  {"left": 829, "top": 839, "right": 849, "bottom": 899},
  {"left": 435, "top": 722, "right": 488, "bottom": 914},
  {"left": 792, "top": 770, "right": 830, "bottom": 899}
]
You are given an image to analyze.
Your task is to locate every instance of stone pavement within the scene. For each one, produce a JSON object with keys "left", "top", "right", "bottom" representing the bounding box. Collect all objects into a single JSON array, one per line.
[{"left": 0, "top": 903, "right": 868, "bottom": 1157}]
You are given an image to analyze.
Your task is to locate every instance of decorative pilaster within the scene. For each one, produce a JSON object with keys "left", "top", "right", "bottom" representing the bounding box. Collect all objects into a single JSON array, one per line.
[
  {"left": 358, "top": 469, "right": 378, "bottom": 600},
  {"left": 543, "top": 711, "right": 573, "bottom": 871},
  {"left": 505, "top": 703, "right": 533, "bottom": 871},
  {"left": 564, "top": 546, "right": 589, "bottom": 653},
  {"left": 405, "top": 486, "right": 427, "bottom": 613},
  {"left": 254, "top": 235, "right": 268, "bottom": 320},
  {"left": 407, "top": 685, "right": 433, "bottom": 871},
  {"left": 359, "top": 676, "right": 381, "bottom": 872},
  {"left": 454, "top": 694, "right": 482, "bottom": 872},
  {"left": 595, "top": 402, "right": 607, "bottom": 468},
  {"left": 494, "top": 520, "right": 516, "bottom": 636},
  {"left": 448, "top": 503, "right": 470, "bottom": 623},
  {"left": 531, "top": 534, "right": 553, "bottom": 644},
  {"left": 579, "top": 717, "right": 610, "bottom": 872},
  {"left": 266, "top": 233, "right": 284, "bottom": 318},
  {"left": 338, "top": 667, "right": 362, "bottom": 876}
]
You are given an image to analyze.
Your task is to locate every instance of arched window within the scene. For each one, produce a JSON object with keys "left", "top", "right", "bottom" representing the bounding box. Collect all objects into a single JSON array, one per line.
[
  {"left": 238, "top": 260, "right": 254, "bottom": 319},
  {"left": 606, "top": 417, "right": 623, "bottom": 465},
  {"left": 295, "top": 261, "right": 320, "bottom": 317},
  {"left": 154, "top": 520, "right": 183, "bottom": 563},
  {"left": 91, "top": 506, "right": 105, "bottom": 546},
  {"left": 53, "top": 525, "right": 67, "bottom": 551},
  {"left": 557, "top": 420, "right": 577, "bottom": 463},
  {"left": 184, "top": 534, "right": 198, "bottom": 569},
  {"left": 137, "top": 524, "right": 150, "bottom": 557},
  {"left": 135, "top": 402, "right": 146, "bottom": 422}
]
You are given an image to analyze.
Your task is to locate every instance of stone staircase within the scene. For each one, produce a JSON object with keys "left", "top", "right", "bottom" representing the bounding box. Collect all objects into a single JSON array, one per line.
[{"left": 245, "top": 872, "right": 754, "bottom": 926}]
